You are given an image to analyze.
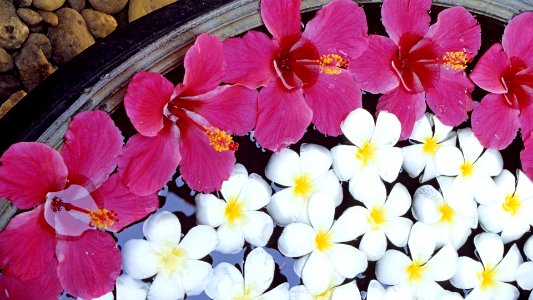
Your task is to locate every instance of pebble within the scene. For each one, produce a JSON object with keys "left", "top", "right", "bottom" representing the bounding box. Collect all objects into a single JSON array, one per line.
[
  {"left": 88, "top": 0, "right": 128, "bottom": 14},
  {"left": 32, "top": 0, "right": 65, "bottom": 12},
  {"left": 25, "top": 33, "right": 52, "bottom": 59},
  {"left": 0, "top": 0, "right": 29, "bottom": 50},
  {"left": 38, "top": 10, "right": 58, "bottom": 26},
  {"left": 15, "top": 0, "right": 32, "bottom": 7},
  {"left": 15, "top": 43, "right": 57, "bottom": 90},
  {"left": 47, "top": 8, "right": 95, "bottom": 63},
  {"left": 0, "top": 47, "right": 14, "bottom": 72},
  {"left": 0, "top": 74, "right": 22, "bottom": 100},
  {"left": 81, "top": 9, "right": 117, "bottom": 38},
  {"left": 17, "top": 8, "right": 43, "bottom": 26},
  {"left": 128, "top": 0, "right": 176, "bottom": 22},
  {"left": 67, "top": 0, "right": 85, "bottom": 11},
  {"left": 0, "top": 90, "right": 27, "bottom": 119}
]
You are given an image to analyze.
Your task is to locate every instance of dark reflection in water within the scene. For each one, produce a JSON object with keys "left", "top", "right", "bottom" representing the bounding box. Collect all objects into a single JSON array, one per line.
[{"left": 59, "top": 3, "right": 532, "bottom": 299}]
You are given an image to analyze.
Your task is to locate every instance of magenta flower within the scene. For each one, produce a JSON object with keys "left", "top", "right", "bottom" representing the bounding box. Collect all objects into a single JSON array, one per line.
[
  {"left": 119, "top": 33, "right": 257, "bottom": 195},
  {"left": 350, "top": 0, "right": 481, "bottom": 139},
  {"left": 470, "top": 12, "right": 533, "bottom": 149},
  {"left": 0, "top": 111, "right": 158, "bottom": 300},
  {"left": 223, "top": 0, "right": 368, "bottom": 151}
]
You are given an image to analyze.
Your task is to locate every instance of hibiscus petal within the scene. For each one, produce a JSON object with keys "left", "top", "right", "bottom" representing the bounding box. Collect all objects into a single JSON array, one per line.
[
  {"left": 216, "top": 224, "right": 245, "bottom": 254},
  {"left": 223, "top": 31, "right": 277, "bottom": 88},
  {"left": 91, "top": 174, "right": 158, "bottom": 232},
  {"left": 244, "top": 247, "right": 275, "bottom": 296},
  {"left": 302, "top": 251, "right": 333, "bottom": 295},
  {"left": 182, "top": 33, "right": 224, "bottom": 95},
  {"left": 0, "top": 142, "right": 67, "bottom": 209},
  {"left": 425, "top": 68, "right": 474, "bottom": 127},
  {"left": 119, "top": 125, "right": 181, "bottom": 196},
  {"left": 328, "top": 243, "right": 367, "bottom": 278},
  {"left": 470, "top": 44, "right": 510, "bottom": 93},
  {"left": 60, "top": 111, "right": 122, "bottom": 190},
  {"left": 278, "top": 223, "right": 315, "bottom": 257},
  {"left": 426, "top": 6, "right": 481, "bottom": 56},
  {"left": 521, "top": 107, "right": 533, "bottom": 145},
  {"left": 56, "top": 230, "right": 121, "bottom": 299},
  {"left": 143, "top": 211, "right": 181, "bottom": 246},
  {"left": 124, "top": 71, "right": 173, "bottom": 136},
  {"left": 303, "top": 0, "right": 368, "bottom": 59},
  {"left": 255, "top": 85, "right": 312, "bottom": 151},
  {"left": 521, "top": 137, "right": 533, "bottom": 181},
  {"left": 122, "top": 239, "right": 159, "bottom": 279},
  {"left": 377, "top": 87, "right": 426, "bottom": 140},
  {"left": 178, "top": 123, "right": 235, "bottom": 193},
  {"left": 148, "top": 273, "right": 184, "bottom": 300},
  {"left": 474, "top": 232, "right": 504, "bottom": 267},
  {"left": 303, "top": 70, "right": 362, "bottom": 136},
  {"left": 179, "top": 225, "right": 217, "bottom": 259},
  {"left": 186, "top": 85, "right": 257, "bottom": 136},
  {"left": 450, "top": 257, "right": 483, "bottom": 289},
  {"left": 471, "top": 94, "right": 520, "bottom": 150},
  {"left": 260, "top": 0, "right": 301, "bottom": 42},
  {"left": 502, "top": 12, "right": 533, "bottom": 66},
  {"left": 181, "top": 260, "right": 212, "bottom": 295},
  {"left": 0, "top": 205, "right": 56, "bottom": 280},
  {"left": 376, "top": 250, "right": 411, "bottom": 285},
  {"left": 0, "top": 260, "right": 61, "bottom": 300},
  {"left": 381, "top": 0, "right": 431, "bottom": 44},
  {"left": 360, "top": 231, "right": 387, "bottom": 261}
]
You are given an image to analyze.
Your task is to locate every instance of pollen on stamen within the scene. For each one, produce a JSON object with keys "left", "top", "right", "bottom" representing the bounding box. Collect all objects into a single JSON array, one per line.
[
  {"left": 88, "top": 208, "right": 119, "bottom": 229},
  {"left": 440, "top": 51, "right": 472, "bottom": 70},
  {"left": 318, "top": 54, "right": 349, "bottom": 75},
  {"left": 206, "top": 127, "right": 239, "bottom": 152},
  {"left": 50, "top": 197, "right": 64, "bottom": 212}
]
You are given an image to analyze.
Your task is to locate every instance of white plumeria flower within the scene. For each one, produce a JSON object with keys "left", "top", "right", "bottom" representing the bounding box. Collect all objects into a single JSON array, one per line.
[
  {"left": 289, "top": 275, "right": 360, "bottom": 300},
  {"left": 331, "top": 108, "right": 403, "bottom": 204},
  {"left": 266, "top": 143, "right": 342, "bottom": 226},
  {"left": 517, "top": 236, "right": 533, "bottom": 297},
  {"left": 435, "top": 128, "right": 503, "bottom": 204},
  {"left": 122, "top": 211, "right": 217, "bottom": 300},
  {"left": 403, "top": 113, "right": 456, "bottom": 183},
  {"left": 116, "top": 274, "right": 150, "bottom": 300},
  {"left": 344, "top": 183, "right": 413, "bottom": 261},
  {"left": 205, "top": 247, "right": 289, "bottom": 300},
  {"left": 195, "top": 164, "right": 274, "bottom": 253},
  {"left": 77, "top": 292, "right": 114, "bottom": 300},
  {"left": 367, "top": 280, "right": 464, "bottom": 300},
  {"left": 450, "top": 233, "right": 523, "bottom": 300},
  {"left": 478, "top": 170, "right": 533, "bottom": 243},
  {"left": 376, "top": 222, "right": 459, "bottom": 299},
  {"left": 278, "top": 193, "right": 367, "bottom": 295},
  {"left": 412, "top": 177, "right": 478, "bottom": 250}
]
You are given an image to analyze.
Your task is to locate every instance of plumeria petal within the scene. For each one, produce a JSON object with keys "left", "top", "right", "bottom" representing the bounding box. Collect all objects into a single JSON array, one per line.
[
  {"left": 403, "top": 144, "right": 427, "bottom": 178},
  {"left": 56, "top": 230, "right": 121, "bottom": 299},
  {"left": 341, "top": 108, "right": 375, "bottom": 147},
  {"left": 525, "top": 236, "right": 533, "bottom": 260},
  {"left": 265, "top": 148, "right": 301, "bottom": 186},
  {"left": 195, "top": 194, "right": 226, "bottom": 227},
  {"left": 0, "top": 260, "right": 61, "bottom": 300},
  {"left": 242, "top": 211, "right": 274, "bottom": 247},
  {"left": 216, "top": 223, "right": 245, "bottom": 254},
  {"left": 205, "top": 262, "right": 244, "bottom": 300},
  {"left": 450, "top": 257, "right": 483, "bottom": 289},
  {"left": 329, "top": 206, "right": 368, "bottom": 243},
  {"left": 181, "top": 260, "right": 212, "bottom": 295},
  {"left": 299, "top": 144, "right": 333, "bottom": 180},
  {"left": 384, "top": 184, "right": 411, "bottom": 217},
  {"left": 377, "top": 147, "right": 403, "bottom": 183},
  {"left": 262, "top": 283, "right": 290, "bottom": 300},
  {"left": 244, "top": 248, "right": 275, "bottom": 296},
  {"left": 474, "top": 233, "right": 504, "bottom": 267},
  {"left": 494, "top": 244, "right": 523, "bottom": 282},
  {"left": 179, "top": 225, "right": 217, "bottom": 259},
  {"left": 143, "top": 211, "right": 181, "bottom": 246},
  {"left": 122, "top": 239, "right": 159, "bottom": 279},
  {"left": 308, "top": 193, "right": 335, "bottom": 232},
  {"left": 116, "top": 274, "right": 150, "bottom": 300},
  {"left": 328, "top": 243, "right": 367, "bottom": 278},
  {"left": 182, "top": 33, "right": 224, "bottom": 95},
  {"left": 302, "top": 251, "right": 333, "bottom": 295},
  {"left": 502, "top": 12, "right": 533, "bottom": 65},
  {"left": 469, "top": 44, "right": 510, "bottom": 93},
  {"left": 517, "top": 262, "right": 533, "bottom": 290},
  {"left": 119, "top": 125, "right": 181, "bottom": 196},
  {"left": 458, "top": 128, "right": 483, "bottom": 163},
  {"left": 278, "top": 223, "right": 315, "bottom": 257},
  {"left": 377, "top": 87, "right": 426, "bottom": 140},
  {"left": 384, "top": 217, "right": 413, "bottom": 248},
  {"left": 360, "top": 230, "right": 387, "bottom": 261},
  {"left": 331, "top": 281, "right": 361, "bottom": 300},
  {"left": 376, "top": 250, "right": 411, "bottom": 285},
  {"left": 331, "top": 145, "right": 359, "bottom": 181},
  {"left": 424, "top": 244, "right": 458, "bottom": 281},
  {"left": 373, "top": 110, "right": 402, "bottom": 147},
  {"left": 381, "top": 0, "right": 431, "bottom": 44},
  {"left": 0, "top": 142, "right": 67, "bottom": 209},
  {"left": 408, "top": 222, "right": 435, "bottom": 263},
  {"left": 260, "top": 0, "right": 301, "bottom": 42},
  {"left": 239, "top": 173, "right": 272, "bottom": 211},
  {"left": 148, "top": 273, "right": 184, "bottom": 300},
  {"left": 349, "top": 168, "right": 387, "bottom": 206},
  {"left": 267, "top": 188, "right": 306, "bottom": 226},
  {"left": 434, "top": 145, "right": 463, "bottom": 176}
]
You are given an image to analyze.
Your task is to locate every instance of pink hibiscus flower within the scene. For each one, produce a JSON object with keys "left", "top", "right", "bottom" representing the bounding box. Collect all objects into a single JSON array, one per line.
[
  {"left": 222, "top": 0, "right": 368, "bottom": 151},
  {"left": 0, "top": 111, "right": 158, "bottom": 300},
  {"left": 350, "top": 0, "right": 481, "bottom": 139},
  {"left": 470, "top": 12, "right": 533, "bottom": 150},
  {"left": 119, "top": 33, "right": 257, "bottom": 195}
]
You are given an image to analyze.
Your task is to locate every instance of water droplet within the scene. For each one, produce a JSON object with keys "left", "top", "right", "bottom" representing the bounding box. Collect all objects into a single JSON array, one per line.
[
  {"left": 100, "top": 73, "right": 111, "bottom": 80},
  {"left": 175, "top": 176, "right": 184, "bottom": 188},
  {"left": 361, "top": 291, "right": 368, "bottom": 300},
  {"left": 190, "top": 190, "right": 197, "bottom": 196},
  {"left": 158, "top": 185, "right": 169, "bottom": 197},
  {"left": 249, "top": 130, "right": 256, "bottom": 142}
]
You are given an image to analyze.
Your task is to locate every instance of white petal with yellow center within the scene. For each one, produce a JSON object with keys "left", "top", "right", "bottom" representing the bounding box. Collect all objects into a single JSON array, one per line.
[{"left": 116, "top": 274, "right": 149, "bottom": 300}]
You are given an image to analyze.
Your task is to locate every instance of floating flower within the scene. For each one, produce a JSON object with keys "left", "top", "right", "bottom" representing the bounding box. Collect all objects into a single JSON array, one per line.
[
  {"left": 450, "top": 233, "right": 523, "bottom": 300},
  {"left": 350, "top": 0, "right": 481, "bottom": 139},
  {"left": 116, "top": 274, "right": 150, "bottom": 300},
  {"left": 122, "top": 211, "right": 217, "bottom": 300},
  {"left": 517, "top": 237, "right": 533, "bottom": 298},
  {"left": 343, "top": 183, "right": 413, "bottom": 261},
  {"left": 478, "top": 169, "right": 533, "bottom": 243},
  {"left": 77, "top": 292, "right": 113, "bottom": 300},
  {"left": 205, "top": 247, "right": 289, "bottom": 300},
  {"left": 265, "top": 144, "right": 342, "bottom": 226},
  {"left": 403, "top": 113, "right": 456, "bottom": 182},
  {"left": 195, "top": 164, "right": 274, "bottom": 254},
  {"left": 522, "top": 134, "right": 533, "bottom": 180},
  {"left": 289, "top": 275, "right": 360, "bottom": 300},
  {"left": 119, "top": 33, "right": 257, "bottom": 196},
  {"left": 376, "top": 222, "right": 459, "bottom": 299},
  {"left": 366, "top": 280, "right": 415, "bottom": 299},
  {"left": 435, "top": 128, "right": 503, "bottom": 204},
  {"left": 412, "top": 177, "right": 478, "bottom": 250},
  {"left": 278, "top": 193, "right": 367, "bottom": 295},
  {"left": 470, "top": 12, "right": 533, "bottom": 150},
  {"left": 331, "top": 108, "right": 403, "bottom": 203},
  {"left": 0, "top": 111, "right": 158, "bottom": 300},
  {"left": 223, "top": 0, "right": 369, "bottom": 151}
]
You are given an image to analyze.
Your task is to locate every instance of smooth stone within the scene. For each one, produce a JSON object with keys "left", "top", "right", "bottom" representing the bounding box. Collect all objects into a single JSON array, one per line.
[
  {"left": 38, "top": 10, "right": 58, "bottom": 26},
  {"left": 0, "top": 47, "right": 14, "bottom": 72},
  {"left": 0, "top": 0, "right": 29, "bottom": 50},
  {"left": 32, "top": 0, "right": 65, "bottom": 11},
  {"left": 17, "top": 8, "right": 43, "bottom": 26},
  {"left": 128, "top": 0, "right": 175, "bottom": 22},
  {"left": 67, "top": 0, "right": 85, "bottom": 11},
  {"left": 47, "top": 8, "right": 95, "bottom": 63},
  {"left": 24, "top": 33, "right": 52, "bottom": 59},
  {"left": 15, "top": 0, "right": 32, "bottom": 7},
  {"left": 15, "top": 43, "right": 57, "bottom": 90},
  {"left": 88, "top": 0, "right": 127, "bottom": 14},
  {"left": 81, "top": 9, "right": 117, "bottom": 38},
  {"left": 0, "top": 90, "right": 26, "bottom": 119}
]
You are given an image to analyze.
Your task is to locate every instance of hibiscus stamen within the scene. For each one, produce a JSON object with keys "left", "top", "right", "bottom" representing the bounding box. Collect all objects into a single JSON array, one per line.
[
  {"left": 440, "top": 51, "right": 472, "bottom": 70},
  {"left": 318, "top": 54, "right": 349, "bottom": 75},
  {"left": 206, "top": 127, "right": 239, "bottom": 152},
  {"left": 50, "top": 197, "right": 119, "bottom": 229}
]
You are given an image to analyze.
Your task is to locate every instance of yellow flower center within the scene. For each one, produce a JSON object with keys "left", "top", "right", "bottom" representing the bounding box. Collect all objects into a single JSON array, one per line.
[
  {"left": 233, "top": 288, "right": 253, "bottom": 300},
  {"left": 318, "top": 53, "right": 349, "bottom": 75},
  {"left": 157, "top": 245, "right": 187, "bottom": 278},
  {"left": 422, "top": 136, "right": 440, "bottom": 155},
  {"left": 313, "top": 288, "right": 333, "bottom": 300},
  {"left": 293, "top": 173, "right": 313, "bottom": 198},
  {"left": 502, "top": 194, "right": 521, "bottom": 216},
  {"left": 460, "top": 161, "right": 474, "bottom": 177},
  {"left": 315, "top": 230, "right": 332, "bottom": 252},
  {"left": 438, "top": 203, "right": 455, "bottom": 223},
  {"left": 441, "top": 51, "right": 471, "bottom": 70},
  {"left": 368, "top": 206, "right": 386, "bottom": 230},
  {"left": 406, "top": 260, "right": 426, "bottom": 282},
  {"left": 478, "top": 265, "right": 497, "bottom": 290},
  {"left": 206, "top": 127, "right": 238, "bottom": 152},
  {"left": 355, "top": 141, "right": 376, "bottom": 167},
  {"left": 224, "top": 198, "right": 245, "bottom": 224}
]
